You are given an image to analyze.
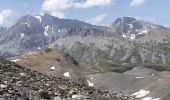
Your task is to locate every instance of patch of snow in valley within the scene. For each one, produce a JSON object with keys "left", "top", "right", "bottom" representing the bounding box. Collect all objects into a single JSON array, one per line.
[
  {"left": 35, "top": 16, "right": 42, "bottom": 23},
  {"left": 141, "top": 97, "right": 160, "bottom": 100},
  {"left": 131, "top": 89, "right": 150, "bottom": 98},
  {"left": 130, "top": 34, "right": 136, "bottom": 40},
  {"left": 87, "top": 80, "right": 94, "bottom": 87},
  {"left": 63, "top": 72, "right": 71, "bottom": 78},
  {"left": 136, "top": 77, "right": 144, "bottom": 79},
  {"left": 11, "top": 59, "right": 21, "bottom": 62}
]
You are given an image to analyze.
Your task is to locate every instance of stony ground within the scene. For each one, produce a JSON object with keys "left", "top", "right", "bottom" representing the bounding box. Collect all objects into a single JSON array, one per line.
[{"left": 0, "top": 58, "right": 137, "bottom": 100}]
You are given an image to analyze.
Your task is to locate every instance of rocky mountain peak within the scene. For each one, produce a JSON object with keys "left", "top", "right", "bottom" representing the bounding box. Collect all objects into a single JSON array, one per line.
[
  {"left": 111, "top": 17, "right": 158, "bottom": 40},
  {"left": 113, "top": 17, "right": 137, "bottom": 26},
  {"left": 17, "top": 15, "right": 38, "bottom": 24}
]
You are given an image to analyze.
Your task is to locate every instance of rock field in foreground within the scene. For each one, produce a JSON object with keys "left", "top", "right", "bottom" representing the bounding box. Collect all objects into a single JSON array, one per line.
[{"left": 0, "top": 58, "right": 137, "bottom": 100}]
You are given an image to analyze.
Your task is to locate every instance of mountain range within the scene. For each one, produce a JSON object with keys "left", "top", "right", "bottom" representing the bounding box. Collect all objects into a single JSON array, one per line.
[{"left": 0, "top": 14, "right": 170, "bottom": 67}]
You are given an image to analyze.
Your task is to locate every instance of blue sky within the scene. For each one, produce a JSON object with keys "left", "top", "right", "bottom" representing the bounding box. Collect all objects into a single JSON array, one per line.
[{"left": 0, "top": 0, "right": 169, "bottom": 27}]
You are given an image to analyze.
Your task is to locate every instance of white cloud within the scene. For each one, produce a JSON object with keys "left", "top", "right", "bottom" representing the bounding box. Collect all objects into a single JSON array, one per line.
[
  {"left": 130, "top": 0, "right": 147, "bottom": 7},
  {"left": 41, "top": 0, "right": 73, "bottom": 18},
  {"left": 74, "top": 0, "right": 114, "bottom": 9},
  {"left": 85, "top": 13, "right": 108, "bottom": 25},
  {"left": 0, "top": 9, "right": 12, "bottom": 25},
  {"left": 41, "top": 0, "right": 114, "bottom": 18}
]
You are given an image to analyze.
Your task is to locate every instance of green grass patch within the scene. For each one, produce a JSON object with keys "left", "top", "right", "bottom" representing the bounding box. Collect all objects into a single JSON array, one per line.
[
  {"left": 139, "top": 63, "right": 170, "bottom": 71},
  {"left": 44, "top": 48, "right": 53, "bottom": 53},
  {"left": 93, "top": 59, "right": 134, "bottom": 73},
  {"left": 93, "top": 59, "right": 170, "bottom": 73}
]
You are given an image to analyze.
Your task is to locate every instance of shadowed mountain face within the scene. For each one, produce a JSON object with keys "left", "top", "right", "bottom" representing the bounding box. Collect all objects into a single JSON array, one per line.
[
  {"left": 0, "top": 26, "right": 6, "bottom": 33},
  {"left": 0, "top": 14, "right": 99, "bottom": 57}
]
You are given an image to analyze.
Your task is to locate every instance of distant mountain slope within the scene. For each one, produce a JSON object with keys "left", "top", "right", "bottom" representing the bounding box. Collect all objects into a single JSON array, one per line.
[
  {"left": 49, "top": 17, "right": 170, "bottom": 66},
  {"left": 110, "top": 17, "right": 170, "bottom": 42},
  {"left": 0, "top": 14, "right": 101, "bottom": 57},
  {"left": 0, "top": 14, "right": 169, "bottom": 66}
]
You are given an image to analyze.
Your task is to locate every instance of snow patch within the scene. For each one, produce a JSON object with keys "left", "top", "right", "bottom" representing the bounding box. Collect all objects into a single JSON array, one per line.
[
  {"left": 51, "top": 66, "right": 56, "bottom": 70},
  {"left": 19, "top": 73, "right": 26, "bottom": 76},
  {"left": 131, "top": 89, "right": 150, "bottom": 98},
  {"left": 135, "top": 29, "right": 139, "bottom": 32},
  {"left": 58, "top": 29, "right": 61, "bottom": 32},
  {"left": 35, "top": 16, "right": 42, "bottom": 23},
  {"left": 11, "top": 59, "right": 21, "bottom": 62},
  {"left": 72, "top": 95, "right": 78, "bottom": 99},
  {"left": 20, "top": 33, "right": 24, "bottom": 38},
  {"left": 138, "top": 30, "right": 148, "bottom": 35},
  {"left": 130, "top": 34, "right": 136, "bottom": 40},
  {"left": 136, "top": 77, "right": 144, "bottom": 79},
  {"left": 141, "top": 97, "right": 160, "bottom": 100},
  {"left": 22, "top": 23, "right": 29, "bottom": 27},
  {"left": 87, "top": 80, "right": 94, "bottom": 87},
  {"left": 63, "top": 72, "right": 71, "bottom": 78},
  {"left": 122, "top": 34, "right": 127, "bottom": 38},
  {"left": 128, "top": 24, "right": 133, "bottom": 28},
  {"left": 90, "top": 77, "right": 94, "bottom": 80},
  {"left": 0, "top": 84, "right": 7, "bottom": 88},
  {"left": 44, "top": 25, "right": 49, "bottom": 36}
]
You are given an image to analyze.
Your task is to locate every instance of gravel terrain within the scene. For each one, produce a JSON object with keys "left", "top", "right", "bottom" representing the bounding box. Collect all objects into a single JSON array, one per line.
[{"left": 0, "top": 58, "right": 136, "bottom": 100}]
